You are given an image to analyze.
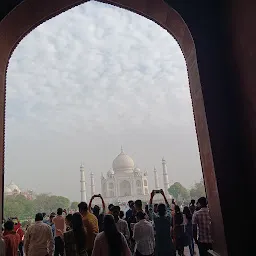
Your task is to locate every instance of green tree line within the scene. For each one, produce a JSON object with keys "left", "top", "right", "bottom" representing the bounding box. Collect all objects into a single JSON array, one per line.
[
  {"left": 168, "top": 179, "right": 206, "bottom": 205},
  {"left": 4, "top": 193, "right": 78, "bottom": 220}
]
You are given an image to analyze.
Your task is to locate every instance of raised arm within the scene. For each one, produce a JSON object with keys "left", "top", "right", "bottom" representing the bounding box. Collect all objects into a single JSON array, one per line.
[
  {"left": 149, "top": 190, "right": 155, "bottom": 205},
  {"left": 99, "top": 194, "right": 106, "bottom": 214},
  {"left": 89, "top": 195, "right": 96, "bottom": 213},
  {"left": 159, "top": 189, "right": 171, "bottom": 219},
  {"left": 148, "top": 190, "right": 157, "bottom": 220},
  {"left": 160, "top": 189, "right": 169, "bottom": 206}
]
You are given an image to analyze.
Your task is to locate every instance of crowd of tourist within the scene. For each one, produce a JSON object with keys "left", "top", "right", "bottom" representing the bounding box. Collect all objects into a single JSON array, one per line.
[{"left": 0, "top": 190, "right": 212, "bottom": 256}]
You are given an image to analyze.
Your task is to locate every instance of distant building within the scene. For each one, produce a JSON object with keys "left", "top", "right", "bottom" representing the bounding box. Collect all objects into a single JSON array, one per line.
[
  {"left": 100, "top": 147, "right": 150, "bottom": 204},
  {"left": 80, "top": 147, "right": 171, "bottom": 205},
  {"left": 4, "top": 181, "right": 33, "bottom": 200}
]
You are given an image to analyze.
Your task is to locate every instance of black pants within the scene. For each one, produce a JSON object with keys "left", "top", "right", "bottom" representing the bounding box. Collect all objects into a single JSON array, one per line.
[
  {"left": 54, "top": 236, "right": 64, "bottom": 256},
  {"left": 198, "top": 242, "right": 212, "bottom": 256},
  {"left": 18, "top": 242, "right": 23, "bottom": 256},
  {"left": 135, "top": 250, "right": 153, "bottom": 256}
]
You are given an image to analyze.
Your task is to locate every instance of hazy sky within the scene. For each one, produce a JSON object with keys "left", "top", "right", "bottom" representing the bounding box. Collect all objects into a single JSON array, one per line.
[{"left": 5, "top": 1, "right": 202, "bottom": 201}]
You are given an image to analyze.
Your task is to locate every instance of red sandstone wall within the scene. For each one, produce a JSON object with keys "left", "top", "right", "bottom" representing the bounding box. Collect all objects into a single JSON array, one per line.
[{"left": 230, "top": 0, "right": 256, "bottom": 191}]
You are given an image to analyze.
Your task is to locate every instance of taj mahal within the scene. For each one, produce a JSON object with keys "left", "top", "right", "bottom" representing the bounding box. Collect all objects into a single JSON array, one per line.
[{"left": 80, "top": 148, "right": 171, "bottom": 204}]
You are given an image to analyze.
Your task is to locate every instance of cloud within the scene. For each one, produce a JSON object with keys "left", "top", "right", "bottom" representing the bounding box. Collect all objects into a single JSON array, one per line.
[{"left": 5, "top": 1, "right": 201, "bottom": 200}]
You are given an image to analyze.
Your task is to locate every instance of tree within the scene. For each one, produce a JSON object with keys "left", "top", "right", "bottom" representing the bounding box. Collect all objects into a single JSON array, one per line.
[
  {"left": 55, "top": 196, "right": 70, "bottom": 210},
  {"left": 34, "top": 194, "right": 70, "bottom": 213},
  {"left": 168, "top": 182, "right": 189, "bottom": 202},
  {"left": 4, "top": 199, "right": 25, "bottom": 219},
  {"left": 190, "top": 179, "right": 206, "bottom": 199},
  {"left": 33, "top": 193, "right": 52, "bottom": 213},
  {"left": 4, "top": 193, "right": 72, "bottom": 221},
  {"left": 70, "top": 202, "right": 79, "bottom": 210}
]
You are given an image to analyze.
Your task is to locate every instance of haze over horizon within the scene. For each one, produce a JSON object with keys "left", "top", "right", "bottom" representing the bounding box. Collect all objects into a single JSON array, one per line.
[{"left": 5, "top": 1, "right": 202, "bottom": 201}]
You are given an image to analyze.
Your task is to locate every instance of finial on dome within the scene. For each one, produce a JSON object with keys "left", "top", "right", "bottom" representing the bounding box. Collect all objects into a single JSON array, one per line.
[
  {"left": 121, "top": 146, "right": 124, "bottom": 153},
  {"left": 154, "top": 166, "right": 157, "bottom": 171}
]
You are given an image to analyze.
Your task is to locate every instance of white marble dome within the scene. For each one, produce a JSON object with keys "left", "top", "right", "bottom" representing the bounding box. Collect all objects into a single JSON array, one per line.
[
  {"left": 8, "top": 181, "right": 21, "bottom": 193},
  {"left": 4, "top": 186, "right": 12, "bottom": 194},
  {"left": 112, "top": 149, "right": 135, "bottom": 172}
]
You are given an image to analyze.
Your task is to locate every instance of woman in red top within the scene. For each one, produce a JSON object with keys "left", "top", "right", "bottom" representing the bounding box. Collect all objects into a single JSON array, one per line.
[
  {"left": 13, "top": 219, "right": 24, "bottom": 256},
  {"left": 3, "top": 220, "right": 20, "bottom": 256}
]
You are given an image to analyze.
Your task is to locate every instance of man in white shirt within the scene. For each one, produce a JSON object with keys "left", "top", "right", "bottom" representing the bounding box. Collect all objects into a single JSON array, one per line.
[
  {"left": 133, "top": 211, "right": 155, "bottom": 256},
  {"left": 24, "top": 213, "right": 54, "bottom": 256}
]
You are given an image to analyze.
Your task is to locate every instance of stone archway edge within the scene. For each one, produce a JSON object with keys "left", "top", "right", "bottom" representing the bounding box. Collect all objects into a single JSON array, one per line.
[{"left": 0, "top": 0, "right": 227, "bottom": 254}]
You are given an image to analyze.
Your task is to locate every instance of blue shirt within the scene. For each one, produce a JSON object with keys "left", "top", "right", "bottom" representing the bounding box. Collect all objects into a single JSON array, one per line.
[{"left": 45, "top": 221, "right": 55, "bottom": 237}]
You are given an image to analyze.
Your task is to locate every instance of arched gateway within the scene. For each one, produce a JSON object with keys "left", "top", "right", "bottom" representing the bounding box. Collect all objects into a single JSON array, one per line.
[{"left": 3, "top": 0, "right": 251, "bottom": 255}]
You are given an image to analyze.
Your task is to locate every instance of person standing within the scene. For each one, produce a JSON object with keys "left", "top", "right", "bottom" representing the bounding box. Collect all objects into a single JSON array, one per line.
[
  {"left": 125, "top": 201, "right": 134, "bottom": 221},
  {"left": 89, "top": 194, "right": 106, "bottom": 232},
  {"left": 3, "top": 220, "right": 20, "bottom": 256},
  {"left": 120, "top": 211, "right": 125, "bottom": 220},
  {"left": 133, "top": 211, "right": 155, "bottom": 256},
  {"left": 13, "top": 218, "right": 24, "bottom": 256},
  {"left": 171, "top": 199, "right": 176, "bottom": 212},
  {"left": 65, "top": 214, "right": 73, "bottom": 232},
  {"left": 125, "top": 201, "right": 136, "bottom": 253},
  {"left": 135, "top": 200, "right": 149, "bottom": 220},
  {"left": 112, "top": 206, "right": 130, "bottom": 241},
  {"left": 183, "top": 206, "right": 194, "bottom": 256},
  {"left": 24, "top": 213, "right": 54, "bottom": 256},
  {"left": 193, "top": 197, "right": 212, "bottom": 256},
  {"left": 78, "top": 202, "right": 99, "bottom": 256},
  {"left": 189, "top": 200, "right": 196, "bottom": 215},
  {"left": 173, "top": 205, "right": 184, "bottom": 256},
  {"left": 46, "top": 212, "right": 56, "bottom": 238},
  {"left": 149, "top": 189, "right": 175, "bottom": 256},
  {"left": 92, "top": 214, "right": 131, "bottom": 256},
  {"left": 64, "top": 212, "right": 87, "bottom": 256},
  {"left": 53, "top": 208, "right": 66, "bottom": 256},
  {"left": 107, "top": 204, "right": 114, "bottom": 215}
]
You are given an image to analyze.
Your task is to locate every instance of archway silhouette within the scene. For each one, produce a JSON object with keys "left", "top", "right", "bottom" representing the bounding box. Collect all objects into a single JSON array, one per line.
[{"left": 0, "top": 0, "right": 227, "bottom": 254}]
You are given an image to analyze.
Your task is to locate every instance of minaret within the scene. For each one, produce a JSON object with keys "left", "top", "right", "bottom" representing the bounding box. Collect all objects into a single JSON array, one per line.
[
  {"left": 90, "top": 172, "right": 95, "bottom": 197},
  {"left": 162, "top": 158, "right": 170, "bottom": 196},
  {"left": 80, "top": 164, "right": 87, "bottom": 202},
  {"left": 154, "top": 167, "right": 160, "bottom": 190}
]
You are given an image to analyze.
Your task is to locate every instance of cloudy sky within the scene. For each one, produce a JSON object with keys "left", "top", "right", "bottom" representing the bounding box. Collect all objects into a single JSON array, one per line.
[{"left": 5, "top": 1, "right": 202, "bottom": 201}]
